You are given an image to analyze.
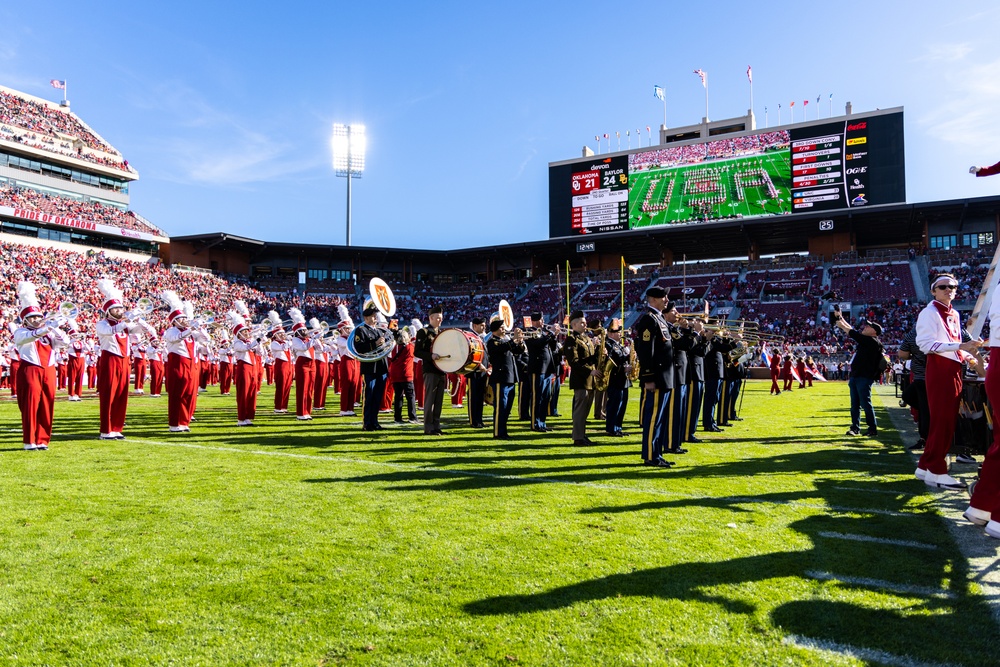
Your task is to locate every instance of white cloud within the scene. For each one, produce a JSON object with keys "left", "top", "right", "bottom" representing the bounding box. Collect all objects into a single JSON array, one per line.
[
  {"left": 124, "top": 79, "right": 325, "bottom": 186},
  {"left": 915, "top": 49, "right": 1000, "bottom": 157}
]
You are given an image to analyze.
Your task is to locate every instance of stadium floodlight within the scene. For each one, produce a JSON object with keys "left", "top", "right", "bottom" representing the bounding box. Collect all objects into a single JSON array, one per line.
[{"left": 331, "top": 123, "right": 366, "bottom": 246}]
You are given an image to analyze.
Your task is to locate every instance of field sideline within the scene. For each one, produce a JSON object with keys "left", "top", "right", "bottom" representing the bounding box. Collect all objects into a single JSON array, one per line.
[{"left": 1, "top": 382, "right": 998, "bottom": 665}]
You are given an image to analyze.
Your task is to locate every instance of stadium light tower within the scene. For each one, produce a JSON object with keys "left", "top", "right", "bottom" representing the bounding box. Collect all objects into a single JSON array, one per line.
[{"left": 332, "top": 123, "right": 366, "bottom": 246}]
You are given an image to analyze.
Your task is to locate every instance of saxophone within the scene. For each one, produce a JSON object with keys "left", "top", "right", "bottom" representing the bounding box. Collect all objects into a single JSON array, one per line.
[
  {"left": 593, "top": 326, "right": 615, "bottom": 392},
  {"left": 627, "top": 342, "right": 640, "bottom": 382}
]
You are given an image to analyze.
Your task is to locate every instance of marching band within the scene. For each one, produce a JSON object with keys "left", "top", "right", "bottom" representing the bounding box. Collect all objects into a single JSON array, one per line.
[{"left": 3, "top": 275, "right": 769, "bottom": 458}]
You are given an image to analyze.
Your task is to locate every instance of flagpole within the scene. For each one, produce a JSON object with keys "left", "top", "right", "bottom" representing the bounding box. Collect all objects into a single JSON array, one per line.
[
  {"left": 764, "top": 106, "right": 768, "bottom": 128},
  {"left": 662, "top": 95, "right": 666, "bottom": 128},
  {"left": 565, "top": 260, "right": 571, "bottom": 319},
  {"left": 63, "top": 80, "right": 67, "bottom": 104},
  {"left": 620, "top": 257, "right": 625, "bottom": 323}
]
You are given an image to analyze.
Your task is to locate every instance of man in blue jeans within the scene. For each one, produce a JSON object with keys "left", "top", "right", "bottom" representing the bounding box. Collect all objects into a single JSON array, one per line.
[{"left": 834, "top": 309, "right": 885, "bottom": 437}]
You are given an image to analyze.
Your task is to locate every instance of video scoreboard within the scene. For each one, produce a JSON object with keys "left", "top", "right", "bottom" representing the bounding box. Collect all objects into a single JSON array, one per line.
[{"left": 548, "top": 109, "right": 905, "bottom": 238}]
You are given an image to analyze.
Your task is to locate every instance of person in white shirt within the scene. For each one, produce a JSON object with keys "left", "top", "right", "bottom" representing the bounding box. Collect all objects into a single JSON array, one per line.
[
  {"left": 95, "top": 279, "right": 151, "bottom": 440},
  {"left": 161, "top": 290, "right": 210, "bottom": 432}
]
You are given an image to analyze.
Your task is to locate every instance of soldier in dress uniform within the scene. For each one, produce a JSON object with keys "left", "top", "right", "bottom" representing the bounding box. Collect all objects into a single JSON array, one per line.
[
  {"left": 415, "top": 305, "right": 446, "bottom": 435},
  {"left": 564, "top": 311, "right": 601, "bottom": 446},
  {"left": 602, "top": 319, "right": 631, "bottom": 437},
  {"left": 525, "top": 312, "right": 557, "bottom": 432},
  {"left": 486, "top": 319, "right": 525, "bottom": 440},
  {"left": 353, "top": 300, "right": 391, "bottom": 431},
  {"left": 633, "top": 287, "right": 674, "bottom": 468}
]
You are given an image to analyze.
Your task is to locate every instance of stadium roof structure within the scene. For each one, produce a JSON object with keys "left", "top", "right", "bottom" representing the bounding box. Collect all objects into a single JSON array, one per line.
[{"left": 172, "top": 194, "right": 1000, "bottom": 269}]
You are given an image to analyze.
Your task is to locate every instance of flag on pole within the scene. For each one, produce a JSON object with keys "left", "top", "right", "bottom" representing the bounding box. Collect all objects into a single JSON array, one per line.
[
  {"left": 693, "top": 69, "right": 707, "bottom": 88},
  {"left": 653, "top": 85, "right": 665, "bottom": 101},
  {"left": 746, "top": 65, "right": 752, "bottom": 84},
  {"left": 829, "top": 93, "right": 834, "bottom": 99},
  {"left": 603, "top": 133, "right": 609, "bottom": 139},
  {"left": 50, "top": 79, "right": 66, "bottom": 90},
  {"left": 789, "top": 101, "right": 795, "bottom": 107},
  {"left": 803, "top": 99, "right": 809, "bottom": 107},
  {"left": 616, "top": 131, "right": 620, "bottom": 138},
  {"left": 816, "top": 95, "right": 820, "bottom": 104}
]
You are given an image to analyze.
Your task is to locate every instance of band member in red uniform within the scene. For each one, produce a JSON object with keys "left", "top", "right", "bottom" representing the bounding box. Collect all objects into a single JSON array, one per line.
[
  {"left": 131, "top": 330, "right": 148, "bottom": 394},
  {"left": 162, "top": 290, "right": 209, "bottom": 432},
  {"left": 971, "top": 161, "right": 1000, "bottom": 177},
  {"left": 66, "top": 328, "right": 86, "bottom": 401},
  {"left": 336, "top": 305, "right": 360, "bottom": 417},
  {"left": 8, "top": 333, "right": 20, "bottom": 398},
  {"left": 14, "top": 281, "right": 69, "bottom": 450},
  {"left": 310, "top": 318, "right": 330, "bottom": 410},
  {"left": 915, "top": 274, "right": 982, "bottom": 489},
  {"left": 96, "top": 278, "right": 151, "bottom": 440},
  {"left": 147, "top": 339, "right": 164, "bottom": 397},
  {"left": 768, "top": 349, "right": 781, "bottom": 395},
  {"left": 218, "top": 331, "right": 234, "bottom": 395},
  {"left": 267, "top": 311, "right": 293, "bottom": 414},
  {"left": 228, "top": 310, "right": 261, "bottom": 426},
  {"left": 289, "top": 308, "right": 319, "bottom": 420}
]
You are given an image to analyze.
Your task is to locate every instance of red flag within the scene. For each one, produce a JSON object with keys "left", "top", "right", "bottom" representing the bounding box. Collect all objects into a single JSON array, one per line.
[
  {"left": 789, "top": 101, "right": 795, "bottom": 107},
  {"left": 804, "top": 99, "right": 809, "bottom": 107},
  {"left": 746, "top": 65, "right": 752, "bottom": 84}
]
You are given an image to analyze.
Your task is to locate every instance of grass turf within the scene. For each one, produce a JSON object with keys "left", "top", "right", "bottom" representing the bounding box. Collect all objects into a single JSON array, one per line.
[{"left": 0, "top": 381, "right": 997, "bottom": 665}]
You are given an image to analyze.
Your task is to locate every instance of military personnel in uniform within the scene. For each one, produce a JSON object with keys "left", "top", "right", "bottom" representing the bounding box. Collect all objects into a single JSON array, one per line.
[
  {"left": 634, "top": 287, "right": 674, "bottom": 467},
  {"left": 564, "top": 310, "right": 601, "bottom": 446},
  {"left": 486, "top": 319, "right": 525, "bottom": 440},
  {"left": 353, "top": 300, "right": 390, "bottom": 431},
  {"left": 525, "top": 312, "right": 557, "bottom": 432},
  {"left": 415, "top": 305, "right": 446, "bottom": 435},
  {"left": 603, "top": 320, "right": 631, "bottom": 437},
  {"left": 467, "top": 317, "right": 489, "bottom": 428},
  {"left": 664, "top": 302, "right": 697, "bottom": 454}
]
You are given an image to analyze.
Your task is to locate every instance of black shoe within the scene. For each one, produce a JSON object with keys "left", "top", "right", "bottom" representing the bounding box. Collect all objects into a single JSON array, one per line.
[
  {"left": 687, "top": 435, "right": 703, "bottom": 443},
  {"left": 719, "top": 422, "right": 731, "bottom": 427},
  {"left": 494, "top": 435, "right": 511, "bottom": 440},
  {"left": 846, "top": 428, "right": 861, "bottom": 437},
  {"left": 863, "top": 429, "right": 877, "bottom": 437},
  {"left": 643, "top": 458, "right": 674, "bottom": 468},
  {"left": 730, "top": 417, "right": 744, "bottom": 421},
  {"left": 667, "top": 447, "right": 688, "bottom": 454},
  {"left": 705, "top": 426, "right": 723, "bottom": 433},
  {"left": 574, "top": 439, "right": 596, "bottom": 446},
  {"left": 433, "top": 430, "right": 446, "bottom": 435},
  {"left": 908, "top": 438, "right": 925, "bottom": 451},
  {"left": 550, "top": 413, "right": 562, "bottom": 417}
]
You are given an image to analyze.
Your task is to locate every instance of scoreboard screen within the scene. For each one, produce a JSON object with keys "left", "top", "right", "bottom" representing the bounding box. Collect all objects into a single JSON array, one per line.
[{"left": 548, "top": 109, "right": 905, "bottom": 238}]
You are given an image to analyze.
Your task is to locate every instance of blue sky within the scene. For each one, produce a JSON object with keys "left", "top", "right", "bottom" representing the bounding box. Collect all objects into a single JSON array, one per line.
[{"left": 1, "top": 1, "right": 998, "bottom": 250}]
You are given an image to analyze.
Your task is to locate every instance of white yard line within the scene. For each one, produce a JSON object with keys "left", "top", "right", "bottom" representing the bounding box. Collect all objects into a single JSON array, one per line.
[
  {"left": 805, "top": 570, "right": 955, "bottom": 599},
  {"left": 784, "top": 634, "right": 964, "bottom": 667}
]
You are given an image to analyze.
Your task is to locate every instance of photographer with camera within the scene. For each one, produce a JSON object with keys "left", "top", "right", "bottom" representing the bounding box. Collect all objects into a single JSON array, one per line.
[{"left": 832, "top": 304, "right": 886, "bottom": 437}]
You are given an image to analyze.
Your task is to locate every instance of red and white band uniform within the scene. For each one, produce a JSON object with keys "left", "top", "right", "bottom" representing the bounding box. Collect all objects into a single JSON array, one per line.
[
  {"left": 291, "top": 334, "right": 319, "bottom": 418},
  {"left": 337, "top": 335, "right": 361, "bottom": 415},
  {"left": 271, "top": 337, "right": 293, "bottom": 413},
  {"left": 219, "top": 347, "right": 234, "bottom": 395},
  {"left": 146, "top": 344, "right": 164, "bottom": 397},
  {"left": 85, "top": 347, "right": 98, "bottom": 389},
  {"left": 263, "top": 352, "right": 274, "bottom": 386},
  {"left": 163, "top": 323, "right": 210, "bottom": 429},
  {"left": 329, "top": 344, "right": 341, "bottom": 395},
  {"left": 15, "top": 323, "right": 69, "bottom": 447},
  {"left": 55, "top": 349, "right": 68, "bottom": 390},
  {"left": 96, "top": 317, "right": 147, "bottom": 437},
  {"left": 8, "top": 342, "right": 20, "bottom": 397},
  {"left": 313, "top": 342, "right": 331, "bottom": 409},
  {"left": 915, "top": 298, "right": 974, "bottom": 476},
  {"left": 968, "top": 289, "right": 1000, "bottom": 531},
  {"left": 131, "top": 333, "right": 148, "bottom": 393},
  {"left": 233, "top": 335, "right": 261, "bottom": 423},
  {"left": 66, "top": 337, "right": 86, "bottom": 400},
  {"left": 0, "top": 354, "right": 9, "bottom": 390}
]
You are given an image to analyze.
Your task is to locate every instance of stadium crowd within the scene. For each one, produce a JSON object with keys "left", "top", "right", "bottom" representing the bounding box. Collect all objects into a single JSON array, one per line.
[{"left": 0, "top": 183, "right": 165, "bottom": 237}]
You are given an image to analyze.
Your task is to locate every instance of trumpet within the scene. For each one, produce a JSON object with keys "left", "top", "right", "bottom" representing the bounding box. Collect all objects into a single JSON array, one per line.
[{"left": 123, "top": 297, "right": 154, "bottom": 323}]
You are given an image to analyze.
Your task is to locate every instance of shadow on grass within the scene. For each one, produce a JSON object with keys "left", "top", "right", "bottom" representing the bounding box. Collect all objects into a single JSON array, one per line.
[{"left": 464, "top": 502, "right": 999, "bottom": 665}]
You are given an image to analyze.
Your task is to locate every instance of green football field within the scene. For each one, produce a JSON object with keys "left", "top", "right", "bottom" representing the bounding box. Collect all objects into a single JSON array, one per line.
[
  {"left": 1, "top": 382, "right": 998, "bottom": 665},
  {"left": 628, "top": 149, "right": 792, "bottom": 228}
]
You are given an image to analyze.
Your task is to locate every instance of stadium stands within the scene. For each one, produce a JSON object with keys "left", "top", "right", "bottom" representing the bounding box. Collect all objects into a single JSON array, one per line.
[
  {"left": 0, "top": 88, "right": 134, "bottom": 175},
  {"left": 0, "top": 183, "right": 165, "bottom": 237}
]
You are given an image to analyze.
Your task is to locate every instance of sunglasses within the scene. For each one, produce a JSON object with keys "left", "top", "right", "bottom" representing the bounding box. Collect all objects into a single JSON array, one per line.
[{"left": 936, "top": 284, "right": 958, "bottom": 291}]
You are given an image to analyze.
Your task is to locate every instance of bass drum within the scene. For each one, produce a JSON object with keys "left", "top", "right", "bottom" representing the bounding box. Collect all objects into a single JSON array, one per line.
[{"left": 431, "top": 328, "right": 485, "bottom": 374}]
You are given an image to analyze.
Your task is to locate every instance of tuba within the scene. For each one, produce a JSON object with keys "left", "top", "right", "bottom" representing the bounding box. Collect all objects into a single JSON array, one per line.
[{"left": 345, "top": 278, "right": 397, "bottom": 362}]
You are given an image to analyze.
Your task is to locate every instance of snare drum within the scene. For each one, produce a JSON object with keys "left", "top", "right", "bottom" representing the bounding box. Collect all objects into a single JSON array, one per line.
[{"left": 431, "top": 329, "right": 485, "bottom": 374}]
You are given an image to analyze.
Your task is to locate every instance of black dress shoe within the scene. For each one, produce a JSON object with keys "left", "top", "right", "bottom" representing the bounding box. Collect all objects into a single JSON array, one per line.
[
  {"left": 643, "top": 458, "right": 674, "bottom": 468},
  {"left": 730, "top": 417, "right": 744, "bottom": 421},
  {"left": 493, "top": 435, "right": 511, "bottom": 440},
  {"left": 687, "top": 435, "right": 703, "bottom": 443},
  {"left": 719, "top": 422, "right": 731, "bottom": 427},
  {"left": 667, "top": 447, "right": 688, "bottom": 454},
  {"left": 705, "top": 426, "right": 723, "bottom": 433}
]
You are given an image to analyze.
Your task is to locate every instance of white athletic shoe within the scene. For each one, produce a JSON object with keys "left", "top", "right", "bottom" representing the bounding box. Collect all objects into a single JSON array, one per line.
[
  {"left": 99, "top": 433, "right": 116, "bottom": 440},
  {"left": 986, "top": 520, "right": 1000, "bottom": 539},
  {"left": 297, "top": 416, "right": 310, "bottom": 421},
  {"left": 23, "top": 443, "right": 37, "bottom": 450},
  {"left": 169, "top": 426, "right": 184, "bottom": 432},
  {"left": 963, "top": 506, "right": 991, "bottom": 526},
  {"left": 36, "top": 443, "right": 48, "bottom": 450},
  {"left": 180, "top": 426, "right": 190, "bottom": 432},
  {"left": 134, "top": 389, "right": 144, "bottom": 395},
  {"left": 914, "top": 467, "right": 928, "bottom": 481},
  {"left": 925, "top": 473, "right": 967, "bottom": 490}
]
